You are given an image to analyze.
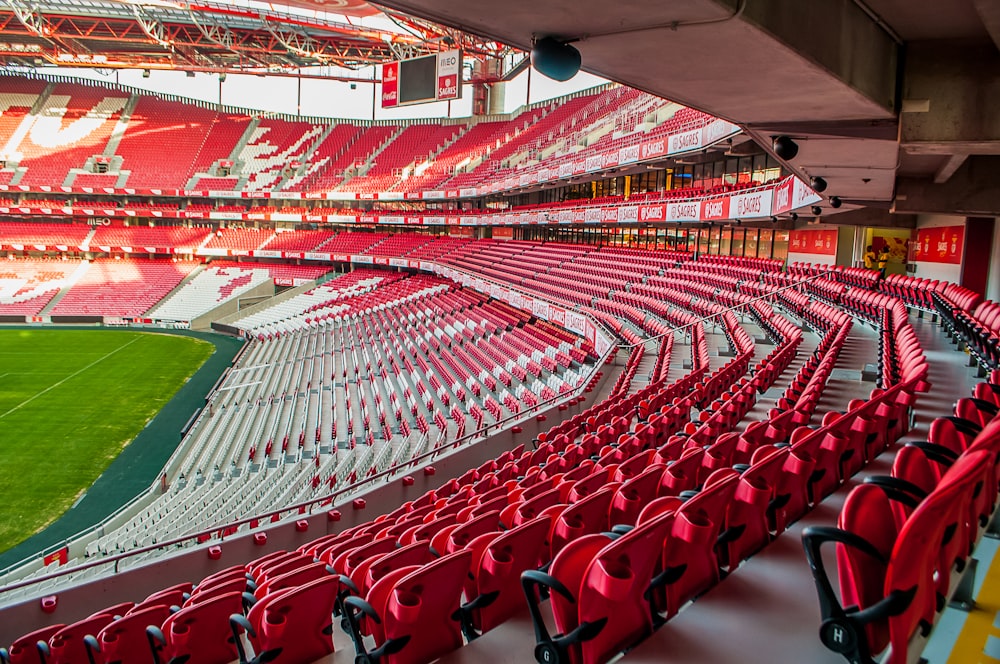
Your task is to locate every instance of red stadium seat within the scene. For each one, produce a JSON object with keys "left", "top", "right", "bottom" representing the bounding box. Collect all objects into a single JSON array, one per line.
[
  {"left": 521, "top": 509, "right": 677, "bottom": 664},
  {"left": 342, "top": 550, "right": 473, "bottom": 664}
]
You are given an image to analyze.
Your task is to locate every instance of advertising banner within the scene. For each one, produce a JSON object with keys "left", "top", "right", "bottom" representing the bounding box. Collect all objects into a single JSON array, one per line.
[
  {"left": 700, "top": 197, "right": 730, "bottom": 221},
  {"left": 436, "top": 50, "right": 462, "bottom": 101},
  {"left": 789, "top": 228, "right": 838, "bottom": 256},
  {"left": 729, "top": 189, "right": 773, "bottom": 219},
  {"left": 381, "top": 61, "right": 399, "bottom": 108},
  {"left": 668, "top": 128, "right": 703, "bottom": 154},
  {"left": 666, "top": 201, "right": 700, "bottom": 222},
  {"left": 771, "top": 176, "right": 795, "bottom": 215},
  {"left": 915, "top": 225, "right": 964, "bottom": 264}
]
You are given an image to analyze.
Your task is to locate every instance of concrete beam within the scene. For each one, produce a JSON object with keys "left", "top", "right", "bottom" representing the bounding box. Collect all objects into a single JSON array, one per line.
[
  {"left": 973, "top": 0, "right": 1000, "bottom": 54},
  {"left": 900, "top": 40, "right": 1000, "bottom": 153},
  {"left": 734, "top": 0, "right": 899, "bottom": 117},
  {"left": 894, "top": 155, "right": 1000, "bottom": 216},
  {"left": 822, "top": 207, "right": 917, "bottom": 228},
  {"left": 744, "top": 118, "right": 899, "bottom": 141},
  {"left": 934, "top": 153, "right": 969, "bottom": 184}
]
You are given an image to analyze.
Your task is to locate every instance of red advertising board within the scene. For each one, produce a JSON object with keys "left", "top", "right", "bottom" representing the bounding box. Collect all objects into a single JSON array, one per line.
[
  {"left": 381, "top": 61, "right": 398, "bottom": 108},
  {"left": 639, "top": 138, "right": 667, "bottom": 160},
  {"left": 914, "top": 225, "right": 964, "bottom": 264},
  {"left": 771, "top": 177, "right": 795, "bottom": 215},
  {"left": 638, "top": 204, "right": 666, "bottom": 222},
  {"left": 789, "top": 228, "right": 838, "bottom": 256},
  {"left": 700, "top": 197, "right": 730, "bottom": 221}
]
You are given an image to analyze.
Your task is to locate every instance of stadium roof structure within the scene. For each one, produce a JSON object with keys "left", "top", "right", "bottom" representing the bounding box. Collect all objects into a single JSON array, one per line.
[
  {"left": 373, "top": 0, "right": 1000, "bottom": 221},
  {"left": 0, "top": 0, "right": 515, "bottom": 77}
]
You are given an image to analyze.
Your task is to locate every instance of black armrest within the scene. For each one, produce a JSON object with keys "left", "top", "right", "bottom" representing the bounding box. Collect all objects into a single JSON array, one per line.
[
  {"left": 455, "top": 590, "right": 500, "bottom": 642},
  {"left": 229, "top": 614, "right": 256, "bottom": 664},
  {"left": 905, "top": 441, "right": 960, "bottom": 467},
  {"left": 802, "top": 526, "right": 887, "bottom": 622},
  {"left": 520, "top": 570, "right": 606, "bottom": 664},
  {"left": 82, "top": 636, "right": 101, "bottom": 664},
  {"left": 801, "top": 526, "right": 912, "bottom": 664},
  {"left": 334, "top": 573, "right": 360, "bottom": 624},
  {"left": 145, "top": 626, "right": 167, "bottom": 664},
  {"left": 962, "top": 397, "right": 999, "bottom": 418},
  {"left": 342, "top": 594, "right": 411, "bottom": 664},
  {"left": 863, "top": 475, "right": 927, "bottom": 507},
  {"left": 645, "top": 563, "right": 687, "bottom": 628},
  {"left": 941, "top": 415, "right": 983, "bottom": 437},
  {"left": 342, "top": 595, "right": 411, "bottom": 664}
]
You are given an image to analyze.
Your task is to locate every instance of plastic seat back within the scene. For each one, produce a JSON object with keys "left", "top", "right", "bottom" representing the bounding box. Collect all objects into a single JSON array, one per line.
[
  {"left": 883, "top": 459, "right": 984, "bottom": 663},
  {"left": 255, "top": 561, "right": 330, "bottom": 598},
  {"left": 153, "top": 591, "right": 244, "bottom": 664},
  {"left": 576, "top": 510, "right": 677, "bottom": 664},
  {"left": 470, "top": 516, "right": 551, "bottom": 633},
  {"left": 659, "top": 448, "right": 704, "bottom": 497},
  {"left": 1, "top": 625, "right": 64, "bottom": 664},
  {"left": 609, "top": 465, "right": 663, "bottom": 527},
  {"left": 550, "top": 486, "right": 617, "bottom": 558},
  {"left": 245, "top": 575, "right": 339, "bottom": 663},
  {"left": 95, "top": 605, "right": 171, "bottom": 664},
  {"left": 437, "top": 509, "right": 501, "bottom": 556},
  {"left": 45, "top": 613, "right": 117, "bottom": 664},
  {"left": 724, "top": 447, "right": 789, "bottom": 568},
  {"left": 659, "top": 471, "right": 740, "bottom": 616},
  {"left": 376, "top": 550, "right": 473, "bottom": 664},
  {"left": 133, "top": 584, "right": 192, "bottom": 613},
  {"left": 834, "top": 483, "right": 901, "bottom": 654}
]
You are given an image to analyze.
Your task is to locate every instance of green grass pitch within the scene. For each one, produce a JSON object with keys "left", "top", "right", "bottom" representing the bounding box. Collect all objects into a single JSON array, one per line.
[{"left": 0, "top": 329, "right": 212, "bottom": 552}]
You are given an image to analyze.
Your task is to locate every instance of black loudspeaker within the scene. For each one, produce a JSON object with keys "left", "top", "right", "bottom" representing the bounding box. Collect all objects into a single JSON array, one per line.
[
  {"left": 772, "top": 135, "right": 799, "bottom": 161},
  {"left": 531, "top": 37, "right": 581, "bottom": 82}
]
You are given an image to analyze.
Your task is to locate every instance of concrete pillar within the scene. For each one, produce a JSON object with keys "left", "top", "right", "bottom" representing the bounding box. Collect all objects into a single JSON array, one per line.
[
  {"left": 988, "top": 218, "right": 1000, "bottom": 301},
  {"left": 487, "top": 81, "right": 506, "bottom": 116}
]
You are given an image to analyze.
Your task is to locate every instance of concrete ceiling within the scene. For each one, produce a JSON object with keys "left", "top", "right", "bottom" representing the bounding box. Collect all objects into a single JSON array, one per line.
[{"left": 374, "top": 0, "right": 1000, "bottom": 219}]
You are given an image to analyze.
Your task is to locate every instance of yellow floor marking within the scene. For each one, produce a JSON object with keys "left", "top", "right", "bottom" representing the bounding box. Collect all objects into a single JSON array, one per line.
[{"left": 949, "top": 550, "right": 1000, "bottom": 663}]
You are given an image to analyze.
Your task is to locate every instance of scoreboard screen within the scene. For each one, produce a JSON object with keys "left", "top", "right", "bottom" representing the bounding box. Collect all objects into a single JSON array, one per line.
[
  {"left": 399, "top": 54, "right": 436, "bottom": 104},
  {"left": 382, "top": 50, "right": 462, "bottom": 108}
]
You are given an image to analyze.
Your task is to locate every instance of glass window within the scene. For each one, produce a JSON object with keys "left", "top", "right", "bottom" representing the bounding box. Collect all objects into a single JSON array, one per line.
[
  {"left": 758, "top": 228, "right": 774, "bottom": 259},
  {"left": 709, "top": 226, "right": 721, "bottom": 255},
  {"left": 773, "top": 229, "right": 789, "bottom": 262},
  {"left": 745, "top": 228, "right": 759, "bottom": 257},
  {"left": 731, "top": 228, "right": 746, "bottom": 256}
]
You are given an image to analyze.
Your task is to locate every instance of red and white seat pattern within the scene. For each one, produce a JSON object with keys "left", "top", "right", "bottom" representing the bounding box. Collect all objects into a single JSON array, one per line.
[
  {"left": 0, "top": 258, "right": 85, "bottom": 315},
  {"left": 47, "top": 258, "right": 197, "bottom": 317}
]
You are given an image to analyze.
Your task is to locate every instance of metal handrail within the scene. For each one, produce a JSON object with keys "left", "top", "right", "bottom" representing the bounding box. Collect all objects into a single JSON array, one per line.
[
  {"left": 2, "top": 264, "right": 834, "bottom": 592},
  {"left": 615, "top": 269, "right": 836, "bottom": 350},
  {"left": 0, "top": 269, "right": 618, "bottom": 594}
]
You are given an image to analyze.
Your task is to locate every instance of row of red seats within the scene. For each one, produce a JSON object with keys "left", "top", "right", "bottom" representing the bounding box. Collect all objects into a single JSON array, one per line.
[
  {"left": 880, "top": 273, "right": 945, "bottom": 310},
  {"left": 0, "top": 260, "right": 924, "bottom": 664},
  {"left": 516, "top": 294, "right": 920, "bottom": 663},
  {"left": 803, "top": 374, "right": 1000, "bottom": 664}
]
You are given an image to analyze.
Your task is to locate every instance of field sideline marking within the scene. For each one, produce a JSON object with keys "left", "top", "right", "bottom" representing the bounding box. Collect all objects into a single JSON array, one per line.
[{"left": 0, "top": 336, "right": 143, "bottom": 420}]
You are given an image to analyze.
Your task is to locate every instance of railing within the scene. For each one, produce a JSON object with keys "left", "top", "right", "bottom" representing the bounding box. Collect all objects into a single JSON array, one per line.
[
  {"left": 0, "top": 264, "right": 619, "bottom": 595},
  {"left": 0, "top": 341, "right": 614, "bottom": 596},
  {"left": 616, "top": 269, "right": 836, "bottom": 349}
]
